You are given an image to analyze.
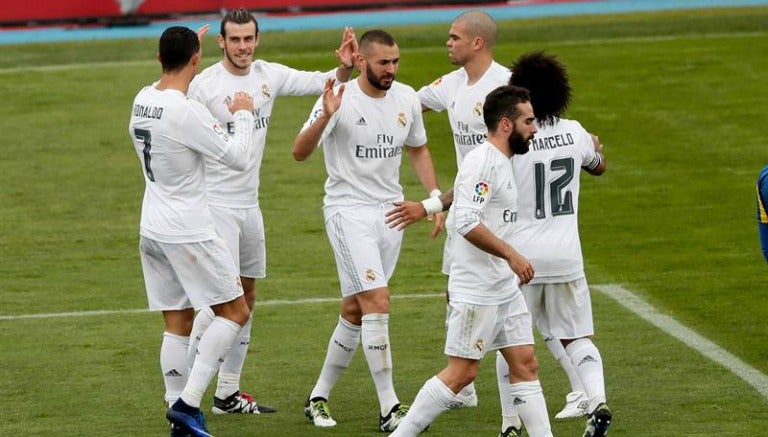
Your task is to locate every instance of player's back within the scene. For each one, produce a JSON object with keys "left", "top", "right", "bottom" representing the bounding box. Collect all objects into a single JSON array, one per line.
[
  {"left": 129, "top": 86, "right": 217, "bottom": 242},
  {"left": 511, "top": 118, "right": 598, "bottom": 280}
]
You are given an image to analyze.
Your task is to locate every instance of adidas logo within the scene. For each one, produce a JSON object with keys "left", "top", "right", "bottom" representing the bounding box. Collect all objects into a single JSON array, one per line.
[
  {"left": 578, "top": 355, "right": 598, "bottom": 366},
  {"left": 356, "top": 117, "right": 367, "bottom": 126},
  {"left": 164, "top": 369, "right": 182, "bottom": 377},
  {"left": 513, "top": 397, "right": 526, "bottom": 406}
]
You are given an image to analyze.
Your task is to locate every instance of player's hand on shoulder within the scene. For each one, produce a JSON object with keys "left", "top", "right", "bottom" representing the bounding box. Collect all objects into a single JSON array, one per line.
[
  {"left": 227, "top": 91, "right": 254, "bottom": 114},
  {"left": 589, "top": 132, "right": 603, "bottom": 153}
]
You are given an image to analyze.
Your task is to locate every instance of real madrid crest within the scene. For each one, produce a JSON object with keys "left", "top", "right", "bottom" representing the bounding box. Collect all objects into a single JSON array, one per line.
[
  {"left": 473, "top": 102, "right": 483, "bottom": 117},
  {"left": 474, "top": 339, "right": 485, "bottom": 352},
  {"left": 397, "top": 113, "right": 407, "bottom": 127},
  {"left": 364, "top": 269, "right": 376, "bottom": 282},
  {"left": 261, "top": 83, "right": 271, "bottom": 99}
]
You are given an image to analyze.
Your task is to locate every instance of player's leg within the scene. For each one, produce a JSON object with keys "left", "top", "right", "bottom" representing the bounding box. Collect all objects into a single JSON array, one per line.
[
  {"left": 139, "top": 236, "right": 195, "bottom": 408},
  {"left": 163, "top": 238, "right": 249, "bottom": 436},
  {"left": 497, "top": 297, "right": 552, "bottom": 437},
  {"left": 532, "top": 282, "right": 586, "bottom": 419},
  {"left": 389, "top": 356, "right": 479, "bottom": 437},
  {"left": 305, "top": 298, "right": 362, "bottom": 428},
  {"left": 355, "top": 287, "right": 406, "bottom": 431},
  {"left": 548, "top": 278, "right": 611, "bottom": 436}
]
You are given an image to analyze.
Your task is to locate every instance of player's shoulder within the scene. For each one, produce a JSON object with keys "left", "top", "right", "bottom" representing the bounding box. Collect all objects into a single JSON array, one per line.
[
  {"left": 391, "top": 80, "right": 417, "bottom": 94},
  {"left": 487, "top": 61, "right": 512, "bottom": 82}
]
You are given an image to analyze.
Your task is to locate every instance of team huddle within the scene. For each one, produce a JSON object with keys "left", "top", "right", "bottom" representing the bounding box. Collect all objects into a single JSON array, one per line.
[{"left": 128, "top": 8, "right": 611, "bottom": 437}]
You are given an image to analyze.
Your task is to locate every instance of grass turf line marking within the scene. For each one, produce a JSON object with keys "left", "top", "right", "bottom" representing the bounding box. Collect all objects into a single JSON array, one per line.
[
  {"left": 0, "top": 30, "right": 765, "bottom": 75},
  {"left": 0, "top": 292, "right": 444, "bottom": 321},
  {"left": 595, "top": 283, "right": 768, "bottom": 400},
  {"left": 5, "top": 283, "right": 768, "bottom": 400}
]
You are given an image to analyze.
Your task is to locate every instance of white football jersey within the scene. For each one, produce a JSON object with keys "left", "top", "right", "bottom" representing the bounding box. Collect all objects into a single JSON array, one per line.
[
  {"left": 448, "top": 142, "right": 521, "bottom": 305},
  {"left": 511, "top": 118, "right": 602, "bottom": 282},
  {"left": 300, "top": 79, "right": 427, "bottom": 208},
  {"left": 417, "top": 62, "right": 510, "bottom": 167},
  {"left": 128, "top": 85, "right": 253, "bottom": 243},
  {"left": 189, "top": 60, "right": 336, "bottom": 208}
]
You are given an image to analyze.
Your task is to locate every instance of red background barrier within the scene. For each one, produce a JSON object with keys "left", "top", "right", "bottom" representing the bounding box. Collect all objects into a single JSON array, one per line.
[{"left": 0, "top": 0, "right": 461, "bottom": 25}]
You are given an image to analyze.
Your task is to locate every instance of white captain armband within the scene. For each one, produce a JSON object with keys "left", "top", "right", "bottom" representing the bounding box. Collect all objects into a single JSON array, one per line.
[{"left": 421, "top": 189, "right": 442, "bottom": 215}]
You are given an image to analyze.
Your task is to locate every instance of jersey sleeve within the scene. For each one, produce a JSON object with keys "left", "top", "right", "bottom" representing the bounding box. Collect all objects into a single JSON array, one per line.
[
  {"left": 453, "top": 151, "right": 494, "bottom": 236},
  {"left": 405, "top": 94, "right": 428, "bottom": 147},
  {"left": 572, "top": 121, "right": 601, "bottom": 170},
  {"left": 182, "top": 101, "right": 254, "bottom": 170},
  {"left": 417, "top": 75, "right": 448, "bottom": 112},
  {"left": 267, "top": 61, "right": 336, "bottom": 96}
]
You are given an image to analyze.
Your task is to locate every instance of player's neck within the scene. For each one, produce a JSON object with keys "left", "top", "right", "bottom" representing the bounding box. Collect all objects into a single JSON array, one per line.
[
  {"left": 221, "top": 57, "right": 251, "bottom": 76},
  {"left": 464, "top": 55, "right": 493, "bottom": 86},
  {"left": 487, "top": 133, "right": 511, "bottom": 158},
  {"left": 155, "top": 73, "right": 191, "bottom": 95},
  {"left": 357, "top": 77, "right": 387, "bottom": 98}
]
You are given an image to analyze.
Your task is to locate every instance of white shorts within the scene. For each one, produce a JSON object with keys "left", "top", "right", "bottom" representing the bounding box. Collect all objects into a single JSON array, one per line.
[
  {"left": 444, "top": 297, "right": 534, "bottom": 360},
  {"left": 324, "top": 204, "right": 403, "bottom": 297},
  {"left": 139, "top": 236, "right": 244, "bottom": 311},
  {"left": 521, "top": 277, "right": 594, "bottom": 340},
  {"left": 209, "top": 205, "right": 266, "bottom": 279}
]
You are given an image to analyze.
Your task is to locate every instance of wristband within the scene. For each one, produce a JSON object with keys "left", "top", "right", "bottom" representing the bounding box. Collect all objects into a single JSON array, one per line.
[
  {"left": 428, "top": 189, "right": 442, "bottom": 198},
  {"left": 421, "top": 196, "right": 442, "bottom": 215}
]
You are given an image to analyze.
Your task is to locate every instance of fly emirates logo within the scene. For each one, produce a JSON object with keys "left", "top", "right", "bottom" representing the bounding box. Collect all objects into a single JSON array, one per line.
[{"left": 355, "top": 134, "right": 402, "bottom": 159}]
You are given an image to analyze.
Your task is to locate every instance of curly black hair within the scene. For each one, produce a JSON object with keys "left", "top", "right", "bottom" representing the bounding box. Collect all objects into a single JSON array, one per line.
[{"left": 509, "top": 51, "right": 572, "bottom": 127}]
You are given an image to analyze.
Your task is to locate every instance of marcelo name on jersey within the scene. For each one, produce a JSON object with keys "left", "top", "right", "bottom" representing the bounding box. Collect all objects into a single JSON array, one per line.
[
  {"left": 355, "top": 133, "right": 402, "bottom": 159},
  {"left": 226, "top": 107, "right": 269, "bottom": 133},
  {"left": 531, "top": 132, "right": 575, "bottom": 151}
]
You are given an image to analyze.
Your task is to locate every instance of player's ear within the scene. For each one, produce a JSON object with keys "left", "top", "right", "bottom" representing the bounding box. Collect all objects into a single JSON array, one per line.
[
  {"left": 254, "top": 33, "right": 260, "bottom": 48},
  {"left": 217, "top": 33, "right": 225, "bottom": 50}
]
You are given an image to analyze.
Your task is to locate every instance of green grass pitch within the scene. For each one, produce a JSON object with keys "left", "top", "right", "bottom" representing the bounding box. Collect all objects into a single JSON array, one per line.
[{"left": 1, "top": 5, "right": 767, "bottom": 436}]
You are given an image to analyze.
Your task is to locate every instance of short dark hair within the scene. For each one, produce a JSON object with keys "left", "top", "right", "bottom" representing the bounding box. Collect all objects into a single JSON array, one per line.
[
  {"left": 158, "top": 26, "right": 199, "bottom": 72},
  {"left": 483, "top": 85, "right": 531, "bottom": 132},
  {"left": 359, "top": 29, "right": 396, "bottom": 54},
  {"left": 220, "top": 8, "right": 259, "bottom": 38},
  {"left": 509, "top": 51, "right": 571, "bottom": 127}
]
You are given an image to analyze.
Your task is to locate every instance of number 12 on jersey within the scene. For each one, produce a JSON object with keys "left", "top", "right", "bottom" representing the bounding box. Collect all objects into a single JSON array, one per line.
[{"left": 533, "top": 157, "right": 574, "bottom": 219}]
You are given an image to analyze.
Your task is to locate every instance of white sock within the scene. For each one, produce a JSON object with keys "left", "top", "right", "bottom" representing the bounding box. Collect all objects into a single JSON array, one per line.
[
  {"left": 187, "top": 307, "right": 215, "bottom": 373},
  {"left": 509, "top": 380, "right": 552, "bottom": 437},
  {"left": 544, "top": 335, "right": 585, "bottom": 393},
  {"left": 161, "top": 332, "right": 189, "bottom": 405},
  {"left": 310, "top": 316, "right": 360, "bottom": 401},
  {"left": 215, "top": 313, "right": 252, "bottom": 399},
  {"left": 566, "top": 338, "right": 606, "bottom": 412},
  {"left": 496, "top": 352, "right": 522, "bottom": 430},
  {"left": 390, "top": 376, "right": 455, "bottom": 437},
  {"left": 361, "top": 313, "right": 398, "bottom": 415},
  {"left": 181, "top": 316, "right": 241, "bottom": 408}
]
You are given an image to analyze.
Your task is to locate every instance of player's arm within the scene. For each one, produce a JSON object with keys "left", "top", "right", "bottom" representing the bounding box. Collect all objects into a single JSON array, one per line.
[
  {"left": 459, "top": 222, "right": 534, "bottom": 285},
  {"left": 584, "top": 132, "right": 607, "bottom": 176},
  {"left": 293, "top": 79, "right": 343, "bottom": 161},
  {"left": 385, "top": 188, "right": 453, "bottom": 230},
  {"left": 186, "top": 92, "right": 254, "bottom": 171},
  {"left": 334, "top": 26, "right": 357, "bottom": 83},
  {"left": 405, "top": 144, "right": 445, "bottom": 238}
]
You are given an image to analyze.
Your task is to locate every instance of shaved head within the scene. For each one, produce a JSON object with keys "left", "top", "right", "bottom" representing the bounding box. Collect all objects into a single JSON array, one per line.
[{"left": 454, "top": 10, "right": 497, "bottom": 47}]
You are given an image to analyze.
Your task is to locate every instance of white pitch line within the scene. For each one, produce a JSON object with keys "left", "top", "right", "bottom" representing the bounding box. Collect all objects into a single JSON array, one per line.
[
  {"left": 0, "top": 292, "right": 443, "bottom": 321},
  {"left": 595, "top": 283, "right": 768, "bottom": 400},
  {"left": 0, "top": 30, "right": 765, "bottom": 75}
]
